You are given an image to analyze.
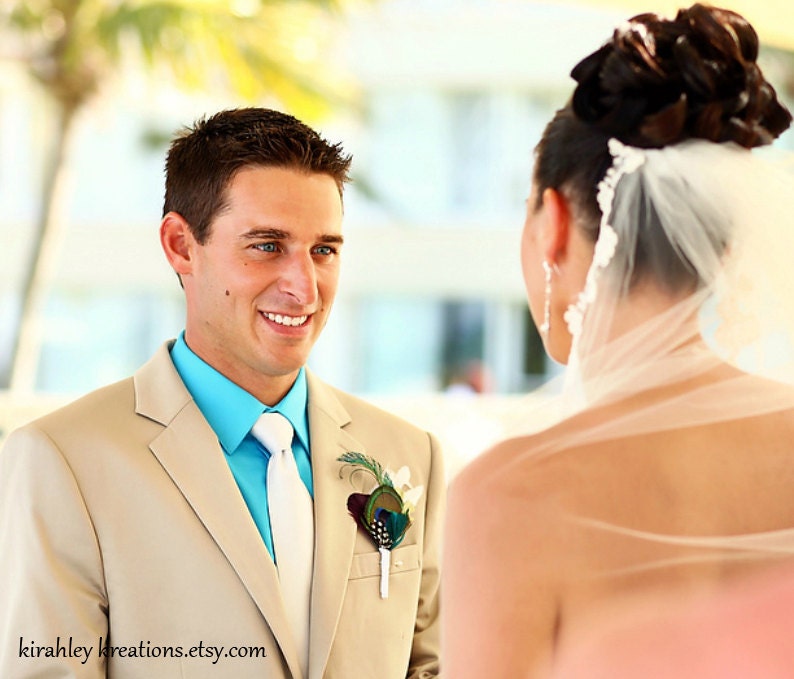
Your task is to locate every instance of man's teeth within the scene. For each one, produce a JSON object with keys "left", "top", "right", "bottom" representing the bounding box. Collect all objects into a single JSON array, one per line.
[{"left": 264, "top": 312, "right": 308, "bottom": 327}]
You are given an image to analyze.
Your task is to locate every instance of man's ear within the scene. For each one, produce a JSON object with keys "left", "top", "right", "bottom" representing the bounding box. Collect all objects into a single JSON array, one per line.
[
  {"left": 160, "top": 211, "right": 196, "bottom": 278},
  {"left": 540, "top": 188, "right": 572, "bottom": 265}
]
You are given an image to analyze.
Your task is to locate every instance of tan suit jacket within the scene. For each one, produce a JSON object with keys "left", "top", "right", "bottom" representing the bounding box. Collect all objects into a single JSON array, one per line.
[{"left": 0, "top": 343, "right": 444, "bottom": 678}]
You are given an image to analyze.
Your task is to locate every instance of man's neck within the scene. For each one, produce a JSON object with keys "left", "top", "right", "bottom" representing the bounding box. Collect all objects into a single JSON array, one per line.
[{"left": 181, "top": 336, "right": 300, "bottom": 407}]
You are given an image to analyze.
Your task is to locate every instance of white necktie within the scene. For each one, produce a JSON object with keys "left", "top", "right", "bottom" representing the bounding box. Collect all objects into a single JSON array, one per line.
[{"left": 251, "top": 412, "right": 314, "bottom": 678}]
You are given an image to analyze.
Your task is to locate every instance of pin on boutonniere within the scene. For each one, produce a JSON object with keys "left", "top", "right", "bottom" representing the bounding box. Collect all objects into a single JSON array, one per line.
[{"left": 337, "top": 452, "right": 423, "bottom": 599}]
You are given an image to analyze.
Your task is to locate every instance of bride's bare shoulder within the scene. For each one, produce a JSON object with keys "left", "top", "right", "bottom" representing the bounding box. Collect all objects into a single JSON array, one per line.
[
  {"left": 449, "top": 411, "right": 597, "bottom": 504},
  {"left": 450, "top": 365, "right": 794, "bottom": 508}
]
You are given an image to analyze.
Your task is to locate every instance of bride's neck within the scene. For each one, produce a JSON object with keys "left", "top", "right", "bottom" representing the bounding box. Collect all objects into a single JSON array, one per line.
[{"left": 608, "top": 280, "right": 700, "bottom": 343}]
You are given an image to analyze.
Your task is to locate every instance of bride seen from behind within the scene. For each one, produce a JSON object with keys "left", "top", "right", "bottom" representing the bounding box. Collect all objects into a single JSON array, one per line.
[{"left": 442, "top": 4, "right": 794, "bottom": 678}]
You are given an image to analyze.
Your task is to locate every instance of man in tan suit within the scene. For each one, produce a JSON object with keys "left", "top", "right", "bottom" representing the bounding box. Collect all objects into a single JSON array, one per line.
[{"left": 0, "top": 108, "right": 444, "bottom": 678}]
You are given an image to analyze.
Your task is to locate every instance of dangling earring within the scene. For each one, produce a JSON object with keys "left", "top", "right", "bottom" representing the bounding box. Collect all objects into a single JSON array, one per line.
[{"left": 539, "top": 260, "right": 553, "bottom": 339}]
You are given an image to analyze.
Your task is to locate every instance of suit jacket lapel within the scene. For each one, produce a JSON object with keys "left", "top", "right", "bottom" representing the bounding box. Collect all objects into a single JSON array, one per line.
[
  {"left": 133, "top": 343, "right": 303, "bottom": 678},
  {"left": 305, "top": 371, "right": 361, "bottom": 679}
]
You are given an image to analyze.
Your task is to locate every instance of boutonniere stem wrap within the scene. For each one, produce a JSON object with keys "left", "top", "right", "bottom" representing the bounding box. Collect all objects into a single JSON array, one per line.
[{"left": 337, "top": 452, "right": 423, "bottom": 599}]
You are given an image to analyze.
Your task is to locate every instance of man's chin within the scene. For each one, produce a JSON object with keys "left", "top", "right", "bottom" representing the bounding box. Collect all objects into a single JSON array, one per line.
[{"left": 257, "top": 354, "right": 310, "bottom": 380}]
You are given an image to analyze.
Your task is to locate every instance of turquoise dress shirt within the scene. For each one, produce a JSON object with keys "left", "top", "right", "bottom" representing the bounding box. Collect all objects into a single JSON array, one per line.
[{"left": 170, "top": 333, "right": 313, "bottom": 560}]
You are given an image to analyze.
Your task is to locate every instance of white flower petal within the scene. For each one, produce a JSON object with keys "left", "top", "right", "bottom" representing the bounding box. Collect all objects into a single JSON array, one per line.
[
  {"left": 390, "top": 465, "right": 411, "bottom": 490},
  {"left": 403, "top": 485, "right": 424, "bottom": 507}
]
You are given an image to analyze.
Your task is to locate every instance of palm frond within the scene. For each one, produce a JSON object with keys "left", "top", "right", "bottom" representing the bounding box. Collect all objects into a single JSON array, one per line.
[{"left": 5, "top": 0, "right": 357, "bottom": 117}]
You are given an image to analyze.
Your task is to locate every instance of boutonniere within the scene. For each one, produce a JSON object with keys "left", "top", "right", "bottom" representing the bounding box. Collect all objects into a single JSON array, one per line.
[{"left": 337, "top": 452, "right": 424, "bottom": 599}]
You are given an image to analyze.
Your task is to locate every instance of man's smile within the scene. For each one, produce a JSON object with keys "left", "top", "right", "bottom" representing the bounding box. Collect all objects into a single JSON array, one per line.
[{"left": 262, "top": 311, "right": 310, "bottom": 327}]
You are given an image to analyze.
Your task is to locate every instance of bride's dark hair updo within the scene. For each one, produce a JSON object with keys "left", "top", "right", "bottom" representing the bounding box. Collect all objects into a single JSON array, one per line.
[
  {"left": 534, "top": 3, "right": 792, "bottom": 237},
  {"left": 573, "top": 3, "right": 790, "bottom": 148}
]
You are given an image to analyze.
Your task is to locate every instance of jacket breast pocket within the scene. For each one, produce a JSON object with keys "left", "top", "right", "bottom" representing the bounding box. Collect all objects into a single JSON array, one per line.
[{"left": 348, "top": 543, "right": 420, "bottom": 580}]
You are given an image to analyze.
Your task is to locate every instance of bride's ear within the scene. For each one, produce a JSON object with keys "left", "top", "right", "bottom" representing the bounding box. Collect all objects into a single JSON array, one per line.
[{"left": 540, "top": 188, "right": 572, "bottom": 264}]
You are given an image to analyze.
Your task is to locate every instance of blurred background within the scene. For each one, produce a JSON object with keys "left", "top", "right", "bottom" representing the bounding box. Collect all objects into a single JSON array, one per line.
[{"left": 2, "top": 0, "right": 793, "bottom": 474}]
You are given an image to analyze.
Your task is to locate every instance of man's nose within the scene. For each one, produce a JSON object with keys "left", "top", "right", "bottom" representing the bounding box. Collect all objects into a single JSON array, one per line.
[{"left": 279, "top": 252, "right": 318, "bottom": 306}]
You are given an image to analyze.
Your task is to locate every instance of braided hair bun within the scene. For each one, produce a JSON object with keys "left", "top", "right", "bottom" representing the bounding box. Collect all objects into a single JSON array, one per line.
[{"left": 571, "top": 3, "right": 791, "bottom": 148}]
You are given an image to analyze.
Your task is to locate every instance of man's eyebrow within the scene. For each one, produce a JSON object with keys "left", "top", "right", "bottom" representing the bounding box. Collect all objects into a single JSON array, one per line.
[
  {"left": 320, "top": 234, "right": 344, "bottom": 245},
  {"left": 241, "top": 228, "right": 289, "bottom": 240},
  {"left": 240, "top": 229, "right": 344, "bottom": 245}
]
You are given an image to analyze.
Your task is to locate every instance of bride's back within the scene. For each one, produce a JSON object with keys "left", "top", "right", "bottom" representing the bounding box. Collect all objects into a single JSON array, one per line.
[
  {"left": 446, "top": 371, "right": 794, "bottom": 678},
  {"left": 535, "top": 393, "right": 794, "bottom": 587}
]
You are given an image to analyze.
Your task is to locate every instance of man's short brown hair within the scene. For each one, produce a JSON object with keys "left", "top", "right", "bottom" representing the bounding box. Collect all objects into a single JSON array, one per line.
[{"left": 163, "top": 107, "right": 352, "bottom": 244}]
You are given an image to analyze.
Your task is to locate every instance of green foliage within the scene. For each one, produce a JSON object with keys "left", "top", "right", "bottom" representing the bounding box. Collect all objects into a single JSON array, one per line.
[{"left": 2, "top": 0, "right": 355, "bottom": 118}]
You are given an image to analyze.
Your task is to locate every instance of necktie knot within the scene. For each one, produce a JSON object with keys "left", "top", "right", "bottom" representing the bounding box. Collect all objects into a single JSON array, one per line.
[{"left": 251, "top": 411, "right": 294, "bottom": 455}]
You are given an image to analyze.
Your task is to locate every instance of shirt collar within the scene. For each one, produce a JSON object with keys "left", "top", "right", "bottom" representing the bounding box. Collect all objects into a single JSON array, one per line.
[{"left": 170, "top": 332, "right": 310, "bottom": 455}]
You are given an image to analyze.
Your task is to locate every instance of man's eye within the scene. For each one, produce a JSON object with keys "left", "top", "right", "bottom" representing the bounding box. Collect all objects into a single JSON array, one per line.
[
  {"left": 254, "top": 242, "right": 278, "bottom": 253},
  {"left": 314, "top": 245, "right": 336, "bottom": 256}
]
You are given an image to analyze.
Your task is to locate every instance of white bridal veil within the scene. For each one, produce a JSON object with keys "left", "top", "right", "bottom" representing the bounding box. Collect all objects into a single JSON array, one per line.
[
  {"left": 516, "top": 137, "right": 794, "bottom": 426},
  {"left": 569, "top": 138, "right": 794, "bottom": 409},
  {"left": 506, "top": 136, "right": 794, "bottom": 562}
]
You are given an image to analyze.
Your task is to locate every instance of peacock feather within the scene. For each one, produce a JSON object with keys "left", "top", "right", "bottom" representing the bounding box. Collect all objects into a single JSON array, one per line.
[
  {"left": 339, "top": 452, "right": 412, "bottom": 551},
  {"left": 337, "top": 451, "right": 393, "bottom": 487}
]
